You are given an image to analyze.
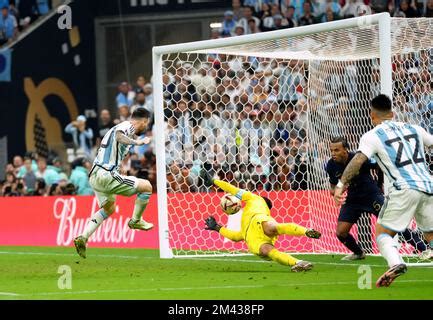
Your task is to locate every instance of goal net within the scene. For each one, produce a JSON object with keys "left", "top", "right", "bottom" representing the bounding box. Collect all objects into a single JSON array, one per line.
[{"left": 152, "top": 14, "right": 433, "bottom": 262}]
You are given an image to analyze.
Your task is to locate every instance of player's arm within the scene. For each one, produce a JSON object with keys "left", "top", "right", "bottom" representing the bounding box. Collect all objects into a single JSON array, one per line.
[
  {"left": 204, "top": 216, "right": 243, "bottom": 242},
  {"left": 340, "top": 152, "right": 369, "bottom": 186},
  {"left": 325, "top": 162, "right": 337, "bottom": 196},
  {"left": 415, "top": 125, "right": 433, "bottom": 148},
  {"left": 200, "top": 169, "right": 254, "bottom": 201},
  {"left": 214, "top": 180, "right": 254, "bottom": 201},
  {"left": 329, "top": 184, "right": 336, "bottom": 196},
  {"left": 115, "top": 130, "right": 146, "bottom": 146}
]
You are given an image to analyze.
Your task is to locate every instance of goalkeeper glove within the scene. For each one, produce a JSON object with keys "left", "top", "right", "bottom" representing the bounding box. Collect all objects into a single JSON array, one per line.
[
  {"left": 204, "top": 216, "right": 222, "bottom": 232},
  {"left": 200, "top": 165, "right": 215, "bottom": 188},
  {"left": 305, "top": 229, "right": 321, "bottom": 239}
]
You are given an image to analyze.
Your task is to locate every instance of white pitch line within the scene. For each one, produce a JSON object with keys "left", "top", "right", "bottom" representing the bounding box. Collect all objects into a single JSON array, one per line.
[
  {"left": 187, "top": 257, "right": 387, "bottom": 268},
  {"left": 0, "top": 251, "right": 143, "bottom": 260},
  {"left": 1, "top": 251, "right": 431, "bottom": 268},
  {"left": 18, "top": 279, "right": 433, "bottom": 298},
  {"left": 0, "top": 292, "right": 20, "bottom": 296}
]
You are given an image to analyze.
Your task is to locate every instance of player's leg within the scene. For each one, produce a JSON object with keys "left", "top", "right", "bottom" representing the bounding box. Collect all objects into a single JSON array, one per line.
[
  {"left": 375, "top": 189, "right": 420, "bottom": 287},
  {"left": 336, "top": 206, "right": 365, "bottom": 260},
  {"left": 262, "top": 220, "right": 321, "bottom": 239},
  {"left": 74, "top": 197, "right": 115, "bottom": 258},
  {"left": 109, "top": 171, "right": 154, "bottom": 231},
  {"left": 128, "top": 178, "right": 153, "bottom": 230},
  {"left": 399, "top": 228, "right": 428, "bottom": 255},
  {"left": 375, "top": 224, "right": 407, "bottom": 287},
  {"left": 413, "top": 192, "right": 433, "bottom": 260},
  {"left": 259, "top": 243, "right": 313, "bottom": 272}
]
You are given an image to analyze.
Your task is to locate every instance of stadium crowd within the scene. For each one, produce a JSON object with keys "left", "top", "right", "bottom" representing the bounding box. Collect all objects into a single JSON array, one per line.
[
  {"left": 0, "top": 0, "right": 57, "bottom": 47},
  {"left": 1, "top": 0, "right": 432, "bottom": 197}
]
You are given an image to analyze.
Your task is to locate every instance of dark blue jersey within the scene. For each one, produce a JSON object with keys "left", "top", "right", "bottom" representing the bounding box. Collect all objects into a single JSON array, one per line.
[{"left": 326, "top": 152, "right": 382, "bottom": 204}]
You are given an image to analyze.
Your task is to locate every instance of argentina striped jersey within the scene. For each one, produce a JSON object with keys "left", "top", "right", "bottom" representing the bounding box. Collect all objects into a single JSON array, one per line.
[
  {"left": 94, "top": 121, "right": 135, "bottom": 171},
  {"left": 358, "top": 120, "right": 433, "bottom": 194}
]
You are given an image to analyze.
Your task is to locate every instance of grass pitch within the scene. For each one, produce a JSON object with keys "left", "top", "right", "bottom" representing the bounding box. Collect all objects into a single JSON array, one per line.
[{"left": 0, "top": 246, "right": 432, "bottom": 300}]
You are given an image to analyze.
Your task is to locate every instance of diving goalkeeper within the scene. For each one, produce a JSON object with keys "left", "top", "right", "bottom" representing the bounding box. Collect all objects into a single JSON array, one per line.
[{"left": 201, "top": 170, "right": 321, "bottom": 272}]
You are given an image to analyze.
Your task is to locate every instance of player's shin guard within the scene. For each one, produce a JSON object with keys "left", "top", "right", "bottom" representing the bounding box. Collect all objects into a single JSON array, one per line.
[
  {"left": 268, "top": 248, "right": 299, "bottom": 266},
  {"left": 82, "top": 209, "right": 108, "bottom": 239},
  {"left": 276, "top": 223, "right": 307, "bottom": 236},
  {"left": 132, "top": 192, "right": 151, "bottom": 221},
  {"left": 377, "top": 233, "right": 404, "bottom": 267}
]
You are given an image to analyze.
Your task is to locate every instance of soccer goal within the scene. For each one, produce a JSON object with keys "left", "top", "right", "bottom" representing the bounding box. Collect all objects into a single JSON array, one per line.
[{"left": 152, "top": 13, "right": 433, "bottom": 264}]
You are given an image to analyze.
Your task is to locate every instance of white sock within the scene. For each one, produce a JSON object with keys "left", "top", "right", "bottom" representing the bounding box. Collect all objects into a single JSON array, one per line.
[
  {"left": 82, "top": 209, "right": 108, "bottom": 239},
  {"left": 132, "top": 192, "right": 151, "bottom": 222},
  {"left": 377, "top": 233, "right": 404, "bottom": 267}
]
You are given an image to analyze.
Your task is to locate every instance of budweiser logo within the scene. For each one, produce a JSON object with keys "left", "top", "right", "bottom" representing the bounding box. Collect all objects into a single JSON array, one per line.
[{"left": 54, "top": 197, "right": 135, "bottom": 246}]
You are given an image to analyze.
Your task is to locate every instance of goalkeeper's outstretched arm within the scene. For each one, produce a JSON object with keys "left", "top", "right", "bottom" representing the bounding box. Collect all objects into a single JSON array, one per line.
[
  {"left": 201, "top": 168, "right": 254, "bottom": 201},
  {"left": 204, "top": 216, "right": 243, "bottom": 242}
]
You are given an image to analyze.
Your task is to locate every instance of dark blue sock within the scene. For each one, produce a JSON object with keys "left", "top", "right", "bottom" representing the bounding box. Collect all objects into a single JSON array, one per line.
[
  {"left": 337, "top": 233, "right": 363, "bottom": 255},
  {"left": 400, "top": 229, "right": 427, "bottom": 252}
]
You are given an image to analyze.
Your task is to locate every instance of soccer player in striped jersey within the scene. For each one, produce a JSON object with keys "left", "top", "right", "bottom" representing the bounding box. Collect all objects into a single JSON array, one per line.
[
  {"left": 74, "top": 108, "right": 154, "bottom": 258},
  {"left": 334, "top": 94, "right": 433, "bottom": 287}
]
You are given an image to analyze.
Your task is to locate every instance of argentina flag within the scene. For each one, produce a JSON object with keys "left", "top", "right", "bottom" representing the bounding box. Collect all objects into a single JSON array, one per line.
[{"left": 0, "top": 49, "right": 11, "bottom": 82}]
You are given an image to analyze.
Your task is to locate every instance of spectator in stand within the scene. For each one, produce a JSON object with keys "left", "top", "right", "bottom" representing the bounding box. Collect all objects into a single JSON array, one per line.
[
  {"left": 50, "top": 157, "right": 69, "bottom": 182},
  {"left": 0, "top": 5, "right": 18, "bottom": 46},
  {"left": 341, "top": 0, "right": 365, "bottom": 18},
  {"left": 231, "top": 0, "right": 243, "bottom": 20},
  {"left": 397, "top": 0, "right": 420, "bottom": 16},
  {"left": 298, "top": 1, "right": 317, "bottom": 26},
  {"left": 35, "top": 156, "right": 60, "bottom": 187},
  {"left": 64, "top": 115, "right": 94, "bottom": 158},
  {"left": 69, "top": 158, "right": 93, "bottom": 195},
  {"left": 116, "top": 81, "right": 135, "bottom": 119},
  {"left": 32, "top": 178, "right": 46, "bottom": 196},
  {"left": 283, "top": 6, "right": 298, "bottom": 28},
  {"left": 18, "top": 0, "right": 39, "bottom": 27},
  {"left": 36, "top": 0, "right": 50, "bottom": 15},
  {"left": 221, "top": 10, "right": 237, "bottom": 37},
  {"left": 142, "top": 83, "right": 154, "bottom": 115},
  {"left": 131, "top": 91, "right": 146, "bottom": 113},
  {"left": 370, "top": 0, "right": 392, "bottom": 13},
  {"left": 8, "top": 0, "right": 19, "bottom": 21},
  {"left": 12, "top": 155, "right": 23, "bottom": 173},
  {"left": 96, "top": 109, "right": 114, "bottom": 147},
  {"left": 134, "top": 75, "right": 146, "bottom": 93},
  {"left": 237, "top": 6, "right": 260, "bottom": 34},
  {"left": 20, "top": 156, "right": 37, "bottom": 193},
  {"left": 233, "top": 23, "right": 245, "bottom": 36},
  {"left": 425, "top": 0, "right": 433, "bottom": 17},
  {"left": 248, "top": 18, "right": 261, "bottom": 33}
]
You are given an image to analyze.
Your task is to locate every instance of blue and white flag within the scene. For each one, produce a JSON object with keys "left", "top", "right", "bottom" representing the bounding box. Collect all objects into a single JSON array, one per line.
[{"left": 0, "top": 49, "right": 12, "bottom": 82}]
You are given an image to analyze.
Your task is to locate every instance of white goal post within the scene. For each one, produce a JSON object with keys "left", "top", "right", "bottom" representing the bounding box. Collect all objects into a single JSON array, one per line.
[{"left": 152, "top": 13, "right": 433, "bottom": 264}]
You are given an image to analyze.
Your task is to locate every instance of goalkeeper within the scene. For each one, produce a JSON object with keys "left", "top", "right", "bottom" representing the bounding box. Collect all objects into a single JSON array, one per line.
[{"left": 201, "top": 169, "right": 321, "bottom": 272}]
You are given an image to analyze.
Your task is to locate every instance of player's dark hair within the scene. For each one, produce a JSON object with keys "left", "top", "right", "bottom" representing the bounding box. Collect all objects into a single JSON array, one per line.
[
  {"left": 330, "top": 137, "right": 349, "bottom": 149},
  {"left": 262, "top": 196, "right": 273, "bottom": 210},
  {"left": 131, "top": 108, "right": 150, "bottom": 119},
  {"left": 371, "top": 94, "right": 392, "bottom": 113}
]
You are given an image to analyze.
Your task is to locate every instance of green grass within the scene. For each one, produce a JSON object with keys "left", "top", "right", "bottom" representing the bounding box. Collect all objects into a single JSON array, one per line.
[{"left": 0, "top": 246, "right": 432, "bottom": 300}]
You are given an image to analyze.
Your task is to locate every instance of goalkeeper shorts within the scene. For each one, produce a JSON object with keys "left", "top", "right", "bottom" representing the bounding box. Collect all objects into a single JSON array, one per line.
[{"left": 245, "top": 214, "right": 277, "bottom": 256}]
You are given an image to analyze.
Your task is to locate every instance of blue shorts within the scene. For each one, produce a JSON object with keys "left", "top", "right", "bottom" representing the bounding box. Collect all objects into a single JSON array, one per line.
[{"left": 338, "top": 194, "right": 384, "bottom": 224}]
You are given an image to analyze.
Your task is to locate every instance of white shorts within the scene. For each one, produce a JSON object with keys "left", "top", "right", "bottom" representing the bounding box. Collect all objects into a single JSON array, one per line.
[
  {"left": 377, "top": 189, "right": 433, "bottom": 232},
  {"left": 89, "top": 167, "right": 139, "bottom": 207}
]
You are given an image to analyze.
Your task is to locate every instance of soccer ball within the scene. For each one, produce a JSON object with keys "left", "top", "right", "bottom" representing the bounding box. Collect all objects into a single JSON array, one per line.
[{"left": 220, "top": 194, "right": 242, "bottom": 215}]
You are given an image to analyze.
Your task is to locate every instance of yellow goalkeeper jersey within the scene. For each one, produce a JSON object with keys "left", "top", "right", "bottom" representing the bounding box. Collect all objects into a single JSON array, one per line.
[{"left": 214, "top": 180, "right": 270, "bottom": 239}]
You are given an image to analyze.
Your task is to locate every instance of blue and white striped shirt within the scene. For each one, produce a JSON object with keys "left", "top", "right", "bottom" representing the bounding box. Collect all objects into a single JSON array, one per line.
[{"left": 358, "top": 120, "right": 433, "bottom": 194}]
